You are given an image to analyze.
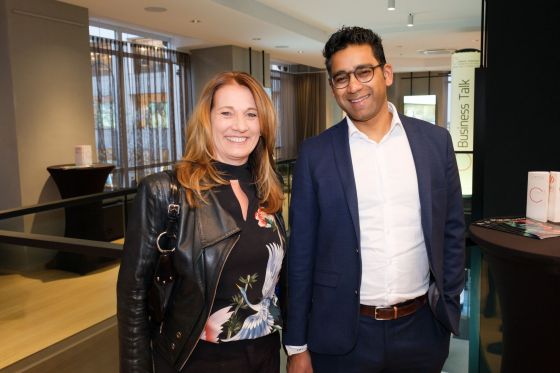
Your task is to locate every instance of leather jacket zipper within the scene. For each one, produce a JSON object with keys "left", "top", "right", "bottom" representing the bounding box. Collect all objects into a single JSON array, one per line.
[{"left": 178, "top": 234, "right": 240, "bottom": 370}]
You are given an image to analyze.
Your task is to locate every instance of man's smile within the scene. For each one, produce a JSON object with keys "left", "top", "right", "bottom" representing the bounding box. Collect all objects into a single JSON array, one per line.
[{"left": 349, "top": 94, "right": 371, "bottom": 104}]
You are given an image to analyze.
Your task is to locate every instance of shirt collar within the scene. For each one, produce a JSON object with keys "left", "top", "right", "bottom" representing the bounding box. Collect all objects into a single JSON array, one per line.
[{"left": 347, "top": 101, "right": 403, "bottom": 141}]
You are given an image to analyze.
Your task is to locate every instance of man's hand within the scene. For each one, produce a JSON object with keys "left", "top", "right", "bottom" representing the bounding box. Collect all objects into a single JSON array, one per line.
[{"left": 287, "top": 350, "right": 313, "bottom": 373}]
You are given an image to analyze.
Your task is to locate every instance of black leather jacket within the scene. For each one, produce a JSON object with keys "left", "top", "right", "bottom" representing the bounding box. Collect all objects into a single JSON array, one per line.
[{"left": 117, "top": 171, "right": 287, "bottom": 372}]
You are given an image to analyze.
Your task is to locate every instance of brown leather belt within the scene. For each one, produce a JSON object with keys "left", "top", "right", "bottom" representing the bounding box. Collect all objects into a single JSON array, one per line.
[{"left": 360, "top": 293, "right": 427, "bottom": 320}]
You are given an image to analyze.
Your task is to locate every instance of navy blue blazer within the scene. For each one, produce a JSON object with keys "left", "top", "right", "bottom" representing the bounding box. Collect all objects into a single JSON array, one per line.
[{"left": 283, "top": 115, "right": 466, "bottom": 355}]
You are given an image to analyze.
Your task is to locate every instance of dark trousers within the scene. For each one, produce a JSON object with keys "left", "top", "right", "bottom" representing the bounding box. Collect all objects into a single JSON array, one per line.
[
  {"left": 310, "top": 303, "right": 451, "bottom": 373},
  {"left": 154, "top": 331, "right": 280, "bottom": 373}
]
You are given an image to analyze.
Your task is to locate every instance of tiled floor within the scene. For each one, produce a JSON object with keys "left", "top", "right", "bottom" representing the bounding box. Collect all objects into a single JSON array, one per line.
[{"left": 443, "top": 337, "right": 469, "bottom": 373}]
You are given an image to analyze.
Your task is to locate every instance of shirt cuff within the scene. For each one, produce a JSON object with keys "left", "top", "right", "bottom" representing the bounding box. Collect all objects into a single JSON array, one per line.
[{"left": 285, "top": 344, "right": 308, "bottom": 356}]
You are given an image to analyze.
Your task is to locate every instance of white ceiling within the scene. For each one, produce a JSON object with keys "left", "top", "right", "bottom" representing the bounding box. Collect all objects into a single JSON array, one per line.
[{"left": 60, "top": 0, "right": 482, "bottom": 72}]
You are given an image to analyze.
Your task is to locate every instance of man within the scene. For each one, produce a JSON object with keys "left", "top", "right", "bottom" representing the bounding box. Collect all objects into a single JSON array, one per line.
[{"left": 283, "top": 26, "right": 465, "bottom": 372}]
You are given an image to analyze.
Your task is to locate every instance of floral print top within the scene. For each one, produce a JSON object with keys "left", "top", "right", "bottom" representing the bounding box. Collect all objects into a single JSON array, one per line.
[{"left": 199, "top": 162, "right": 284, "bottom": 343}]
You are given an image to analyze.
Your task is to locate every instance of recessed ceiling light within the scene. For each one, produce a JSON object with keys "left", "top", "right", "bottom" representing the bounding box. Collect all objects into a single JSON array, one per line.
[
  {"left": 144, "top": 6, "right": 167, "bottom": 13},
  {"left": 190, "top": 19, "right": 201, "bottom": 24},
  {"left": 252, "top": 37, "right": 261, "bottom": 41},
  {"left": 275, "top": 45, "right": 289, "bottom": 49},
  {"left": 297, "top": 50, "right": 304, "bottom": 54}
]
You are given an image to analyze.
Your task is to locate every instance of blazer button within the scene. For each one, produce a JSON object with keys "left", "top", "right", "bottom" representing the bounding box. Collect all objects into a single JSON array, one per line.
[
  {"left": 176, "top": 331, "right": 182, "bottom": 339},
  {"left": 354, "top": 290, "right": 358, "bottom": 295},
  {"left": 355, "top": 248, "right": 359, "bottom": 253},
  {"left": 171, "top": 343, "right": 176, "bottom": 350}
]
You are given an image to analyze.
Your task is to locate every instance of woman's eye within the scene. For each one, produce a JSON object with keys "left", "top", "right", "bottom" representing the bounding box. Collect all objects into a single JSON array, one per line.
[
  {"left": 220, "top": 111, "right": 232, "bottom": 116},
  {"left": 247, "top": 112, "right": 258, "bottom": 118}
]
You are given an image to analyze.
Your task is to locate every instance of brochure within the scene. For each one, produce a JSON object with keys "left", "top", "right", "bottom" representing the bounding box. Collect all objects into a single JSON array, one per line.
[{"left": 473, "top": 217, "right": 560, "bottom": 239}]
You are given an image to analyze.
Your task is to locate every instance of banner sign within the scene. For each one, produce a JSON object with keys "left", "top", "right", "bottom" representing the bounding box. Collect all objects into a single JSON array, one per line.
[{"left": 449, "top": 50, "right": 480, "bottom": 152}]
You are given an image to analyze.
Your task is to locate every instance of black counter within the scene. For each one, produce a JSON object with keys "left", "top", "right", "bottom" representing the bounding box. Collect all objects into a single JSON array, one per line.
[
  {"left": 469, "top": 223, "right": 560, "bottom": 373},
  {"left": 47, "top": 163, "right": 115, "bottom": 274}
]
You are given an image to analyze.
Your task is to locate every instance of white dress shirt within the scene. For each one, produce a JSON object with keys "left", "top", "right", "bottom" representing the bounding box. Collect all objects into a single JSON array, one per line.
[{"left": 349, "top": 102, "right": 429, "bottom": 306}]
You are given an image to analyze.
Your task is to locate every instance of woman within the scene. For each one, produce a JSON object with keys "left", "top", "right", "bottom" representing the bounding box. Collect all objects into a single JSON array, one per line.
[{"left": 117, "top": 71, "right": 286, "bottom": 372}]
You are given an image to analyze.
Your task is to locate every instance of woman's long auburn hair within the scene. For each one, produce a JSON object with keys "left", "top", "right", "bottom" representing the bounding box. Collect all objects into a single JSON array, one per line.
[{"left": 175, "top": 71, "right": 283, "bottom": 213}]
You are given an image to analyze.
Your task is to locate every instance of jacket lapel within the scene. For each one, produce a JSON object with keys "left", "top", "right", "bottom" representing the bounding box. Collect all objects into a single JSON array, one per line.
[
  {"left": 401, "top": 118, "right": 432, "bottom": 250},
  {"left": 331, "top": 119, "right": 361, "bottom": 244},
  {"left": 196, "top": 191, "right": 240, "bottom": 249}
]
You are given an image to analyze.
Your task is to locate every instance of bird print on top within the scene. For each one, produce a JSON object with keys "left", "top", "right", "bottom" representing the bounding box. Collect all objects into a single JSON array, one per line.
[
  {"left": 221, "top": 241, "right": 283, "bottom": 341},
  {"left": 200, "top": 208, "right": 284, "bottom": 343}
]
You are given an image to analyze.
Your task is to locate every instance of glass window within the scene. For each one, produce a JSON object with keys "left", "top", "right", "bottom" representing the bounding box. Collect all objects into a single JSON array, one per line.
[
  {"left": 90, "top": 36, "right": 189, "bottom": 188},
  {"left": 89, "top": 25, "right": 115, "bottom": 39}
]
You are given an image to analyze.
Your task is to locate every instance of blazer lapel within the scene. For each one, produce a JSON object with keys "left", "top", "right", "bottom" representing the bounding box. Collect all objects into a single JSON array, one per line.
[
  {"left": 331, "top": 119, "right": 361, "bottom": 244},
  {"left": 401, "top": 118, "right": 433, "bottom": 251}
]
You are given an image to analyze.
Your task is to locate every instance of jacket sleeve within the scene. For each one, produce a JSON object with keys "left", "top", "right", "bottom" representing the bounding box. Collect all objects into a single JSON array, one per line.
[
  {"left": 442, "top": 131, "right": 466, "bottom": 334},
  {"left": 117, "top": 174, "right": 169, "bottom": 372},
  {"left": 282, "top": 142, "right": 319, "bottom": 346}
]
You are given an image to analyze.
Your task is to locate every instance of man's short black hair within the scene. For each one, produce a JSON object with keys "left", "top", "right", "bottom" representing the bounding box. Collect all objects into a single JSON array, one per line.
[{"left": 323, "top": 26, "right": 386, "bottom": 76}]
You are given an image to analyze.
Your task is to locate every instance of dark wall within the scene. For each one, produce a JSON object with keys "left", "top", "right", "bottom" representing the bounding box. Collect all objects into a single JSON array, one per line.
[{"left": 472, "top": 2, "right": 560, "bottom": 219}]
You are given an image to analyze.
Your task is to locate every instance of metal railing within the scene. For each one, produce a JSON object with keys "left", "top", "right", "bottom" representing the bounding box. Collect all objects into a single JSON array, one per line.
[{"left": 0, "top": 188, "right": 136, "bottom": 258}]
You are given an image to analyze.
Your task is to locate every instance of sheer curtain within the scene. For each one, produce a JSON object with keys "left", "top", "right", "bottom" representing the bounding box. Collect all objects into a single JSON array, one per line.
[{"left": 90, "top": 36, "right": 190, "bottom": 187}]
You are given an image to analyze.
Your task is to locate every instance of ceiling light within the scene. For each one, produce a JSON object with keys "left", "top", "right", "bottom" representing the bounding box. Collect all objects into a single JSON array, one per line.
[
  {"left": 297, "top": 50, "right": 304, "bottom": 54},
  {"left": 190, "top": 19, "right": 201, "bottom": 24},
  {"left": 252, "top": 37, "right": 261, "bottom": 41},
  {"left": 144, "top": 6, "right": 167, "bottom": 13},
  {"left": 275, "top": 45, "right": 289, "bottom": 49},
  {"left": 131, "top": 38, "right": 166, "bottom": 48},
  {"left": 407, "top": 13, "right": 414, "bottom": 27},
  {"left": 387, "top": 0, "right": 396, "bottom": 11},
  {"left": 416, "top": 49, "right": 456, "bottom": 55}
]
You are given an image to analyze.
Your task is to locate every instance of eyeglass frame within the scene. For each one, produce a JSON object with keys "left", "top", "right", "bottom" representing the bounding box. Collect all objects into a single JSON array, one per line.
[{"left": 329, "top": 63, "right": 385, "bottom": 89}]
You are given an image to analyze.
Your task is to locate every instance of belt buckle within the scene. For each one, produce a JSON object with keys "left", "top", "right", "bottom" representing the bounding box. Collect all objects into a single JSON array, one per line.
[{"left": 374, "top": 306, "right": 398, "bottom": 320}]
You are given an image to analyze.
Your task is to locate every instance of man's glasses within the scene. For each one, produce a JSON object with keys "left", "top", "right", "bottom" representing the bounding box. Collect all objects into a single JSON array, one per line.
[{"left": 330, "top": 63, "right": 385, "bottom": 89}]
